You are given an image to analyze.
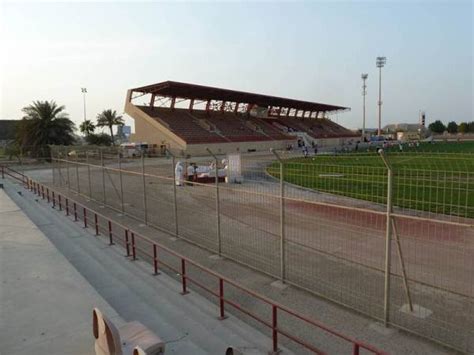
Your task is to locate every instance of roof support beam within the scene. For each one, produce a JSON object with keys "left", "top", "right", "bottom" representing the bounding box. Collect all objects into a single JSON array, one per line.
[
  {"left": 189, "top": 98, "right": 195, "bottom": 112},
  {"left": 170, "top": 97, "right": 176, "bottom": 111},
  {"left": 220, "top": 101, "right": 226, "bottom": 113},
  {"left": 246, "top": 104, "right": 254, "bottom": 116},
  {"left": 286, "top": 108, "right": 291, "bottom": 117},
  {"left": 206, "top": 100, "right": 211, "bottom": 113},
  {"left": 150, "top": 94, "right": 156, "bottom": 109},
  {"left": 234, "top": 103, "right": 240, "bottom": 114}
]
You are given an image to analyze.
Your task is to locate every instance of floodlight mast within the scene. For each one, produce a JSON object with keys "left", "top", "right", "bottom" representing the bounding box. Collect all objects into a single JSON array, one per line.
[
  {"left": 81, "top": 87, "right": 87, "bottom": 123},
  {"left": 361, "top": 74, "right": 368, "bottom": 139},
  {"left": 376, "top": 56, "right": 386, "bottom": 136}
]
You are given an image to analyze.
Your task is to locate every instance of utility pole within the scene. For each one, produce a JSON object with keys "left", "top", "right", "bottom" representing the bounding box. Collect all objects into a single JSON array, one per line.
[
  {"left": 81, "top": 88, "right": 87, "bottom": 123},
  {"left": 361, "top": 73, "right": 368, "bottom": 139},
  {"left": 376, "top": 57, "right": 387, "bottom": 136}
]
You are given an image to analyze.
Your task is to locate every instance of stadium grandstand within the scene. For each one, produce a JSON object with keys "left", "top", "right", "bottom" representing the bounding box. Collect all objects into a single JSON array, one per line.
[{"left": 125, "top": 81, "right": 356, "bottom": 155}]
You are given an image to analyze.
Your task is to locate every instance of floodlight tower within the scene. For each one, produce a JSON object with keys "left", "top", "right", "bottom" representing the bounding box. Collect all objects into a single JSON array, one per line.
[
  {"left": 376, "top": 56, "right": 387, "bottom": 136},
  {"left": 361, "top": 74, "right": 368, "bottom": 139},
  {"left": 81, "top": 87, "right": 87, "bottom": 122}
]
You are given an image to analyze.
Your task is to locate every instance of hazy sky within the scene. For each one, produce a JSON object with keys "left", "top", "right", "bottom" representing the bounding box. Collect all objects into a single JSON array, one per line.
[{"left": 1, "top": 1, "right": 472, "bottom": 132}]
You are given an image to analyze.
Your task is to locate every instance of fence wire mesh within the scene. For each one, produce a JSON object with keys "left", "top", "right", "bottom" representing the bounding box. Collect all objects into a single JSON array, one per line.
[{"left": 46, "top": 147, "right": 474, "bottom": 352}]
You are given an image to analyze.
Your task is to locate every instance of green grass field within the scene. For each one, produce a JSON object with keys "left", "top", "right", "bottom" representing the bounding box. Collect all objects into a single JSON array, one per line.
[{"left": 268, "top": 142, "right": 474, "bottom": 218}]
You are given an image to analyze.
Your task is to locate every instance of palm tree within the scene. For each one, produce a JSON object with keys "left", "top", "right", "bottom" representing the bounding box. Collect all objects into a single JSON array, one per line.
[
  {"left": 80, "top": 120, "right": 95, "bottom": 136},
  {"left": 17, "top": 101, "right": 75, "bottom": 154},
  {"left": 96, "top": 109, "right": 124, "bottom": 145}
]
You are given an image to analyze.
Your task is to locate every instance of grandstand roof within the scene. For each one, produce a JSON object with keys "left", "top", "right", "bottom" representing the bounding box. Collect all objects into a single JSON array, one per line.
[{"left": 131, "top": 81, "right": 348, "bottom": 112}]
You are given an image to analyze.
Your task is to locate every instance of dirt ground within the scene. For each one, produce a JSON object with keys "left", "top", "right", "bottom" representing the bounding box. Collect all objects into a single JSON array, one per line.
[{"left": 39, "top": 154, "right": 474, "bottom": 352}]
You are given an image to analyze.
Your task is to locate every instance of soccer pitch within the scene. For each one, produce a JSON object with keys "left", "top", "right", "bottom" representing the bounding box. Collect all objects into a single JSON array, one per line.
[{"left": 268, "top": 142, "right": 474, "bottom": 218}]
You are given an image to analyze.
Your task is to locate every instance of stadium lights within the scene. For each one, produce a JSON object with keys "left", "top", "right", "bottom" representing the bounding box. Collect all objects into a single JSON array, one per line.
[
  {"left": 376, "top": 57, "right": 387, "bottom": 136},
  {"left": 81, "top": 87, "right": 87, "bottom": 123},
  {"left": 361, "top": 74, "right": 368, "bottom": 139}
]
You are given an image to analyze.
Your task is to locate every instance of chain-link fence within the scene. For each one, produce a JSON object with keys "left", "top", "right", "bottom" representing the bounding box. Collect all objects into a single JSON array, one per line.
[{"left": 47, "top": 146, "right": 474, "bottom": 352}]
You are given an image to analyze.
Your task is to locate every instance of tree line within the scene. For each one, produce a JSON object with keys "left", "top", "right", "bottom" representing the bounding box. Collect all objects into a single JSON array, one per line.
[
  {"left": 12, "top": 100, "right": 123, "bottom": 154},
  {"left": 428, "top": 120, "right": 474, "bottom": 134}
]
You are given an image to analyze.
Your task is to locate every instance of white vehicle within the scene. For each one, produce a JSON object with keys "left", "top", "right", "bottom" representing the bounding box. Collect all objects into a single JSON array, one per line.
[{"left": 120, "top": 142, "right": 156, "bottom": 157}]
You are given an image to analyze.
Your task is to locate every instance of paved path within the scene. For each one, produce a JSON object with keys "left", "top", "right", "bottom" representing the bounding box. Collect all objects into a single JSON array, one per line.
[
  {"left": 0, "top": 181, "right": 277, "bottom": 355},
  {"left": 0, "top": 188, "right": 123, "bottom": 355}
]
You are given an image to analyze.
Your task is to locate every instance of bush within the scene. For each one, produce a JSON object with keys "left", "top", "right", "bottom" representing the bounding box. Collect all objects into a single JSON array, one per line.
[{"left": 85, "top": 133, "right": 112, "bottom": 146}]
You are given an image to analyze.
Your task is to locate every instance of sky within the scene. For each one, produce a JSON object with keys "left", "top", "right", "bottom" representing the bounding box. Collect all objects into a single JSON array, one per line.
[{"left": 0, "top": 0, "right": 472, "bottom": 132}]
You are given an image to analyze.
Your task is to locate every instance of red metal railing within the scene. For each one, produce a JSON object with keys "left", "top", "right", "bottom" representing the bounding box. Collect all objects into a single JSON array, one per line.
[{"left": 1, "top": 165, "right": 387, "bottom": 355}]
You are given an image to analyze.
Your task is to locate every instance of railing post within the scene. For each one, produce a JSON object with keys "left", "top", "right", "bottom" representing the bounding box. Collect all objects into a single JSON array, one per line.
[
  {"left": 101, "top": 150, "right": 106, "bottom": 205},
  {"left": 352, "top": 344, "right": 360, "bottom": 355},
  {"left": 125, "top": 230, "right": 131, "bottom": 257},
  {"left": 131, "top": 232, "right": 136, "bottom": 260},
  {"left": 74, "top": 202, "right": 77, "bottom": 221},
  {"left": 118, "top": 153, "right": 124, "bottom": 213},
  {"left": 153, "top": 244, "right": 159, "bottom": 275},
  {"left": 141, "top": 152, "right": 148, "bottom": 225},
  {"left": 66, "top": 198, "right": 69, "bottom": 216},
  {"left": 271, "top": 149, "right": 286, "bottom": 283},
  {"left": 379, "top": 150, "right": 393, "bottom": 327},
  {"left": 206, "top": 148, "right": 221, "bottom": 256},
  {"left": 83, "top": 208, "right": 87, "bottom": 228},
  {"left": 94, "top": 213, "right": 99, "bottom": 235},
  {"left": 180, "top": 259, "right": 189, "bottom": 295},
  {"left": 41, "top": 185, "right": 45, "bottom": 199},
  {"left": 108, "top": 220, "right": 114, "bottom": 245},
  {"left": 219, "top": 278, "right": 227, "bottom": 320},
  {"left": 58, "top": 194, "right": 62, "bottom": 211},
  {"left": 272, "top": 305, "right": 278, "bottom": 354},
  {"left": 52, "top": 191, "right": 56, "bottom": 208}
]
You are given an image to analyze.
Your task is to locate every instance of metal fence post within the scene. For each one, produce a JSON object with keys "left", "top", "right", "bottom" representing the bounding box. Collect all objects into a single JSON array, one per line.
[
  {"left": 118, "top": 152, "right": 124, "bottom": 213},
  {"left": 207, "top": 148, "right": 222, "bottom": 256},
  {"left": 51, "top": 150, "right": 55, "bottom": 186},
  {"left": 392, "top": 218, "right": 413, "bottom": 312},
  {"left": 170, "top": 150, "right": 179, "bottom": 238},
  {"left": 66, "top": 148, "right": 70, "bottom": 192},
  {"left": 141, "top": 152, "right": 148, "bottom": 225},
  {"left": 101, "top": 150, "right": 106, "bottom": 205},
  {"left": 271, "top": 149, "right": 286, "bottom": 283},
  {"left": 379, "top": 150, "right": 393, "bottom": 326},
  {"left": 75, "top": 152, "right": 80, "bottom": 194},
  {"left": 57, "top": 152, "right": 62, "bottom": 187},
  {"left": 86, "top": 151, "right": 92, "bottom": 199}
]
